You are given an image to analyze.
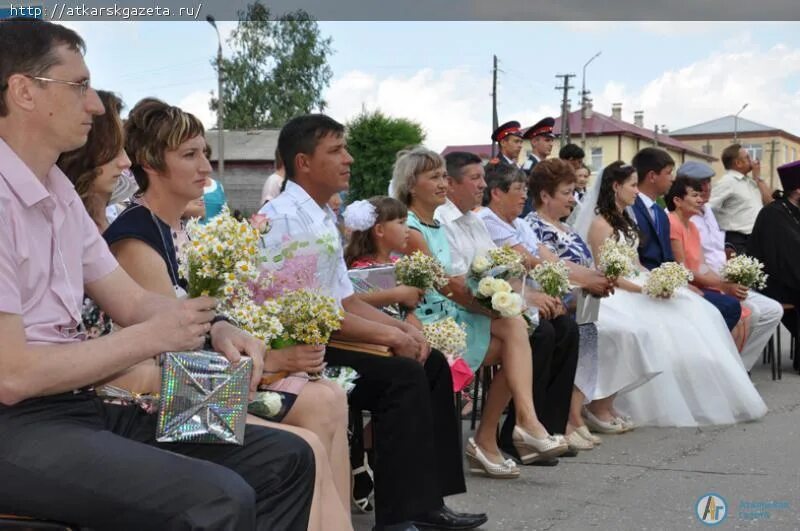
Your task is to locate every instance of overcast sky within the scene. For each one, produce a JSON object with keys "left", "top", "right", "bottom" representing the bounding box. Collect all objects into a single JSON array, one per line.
[{"left": 66, "top": 21, "right": 800, "bottom": 150}]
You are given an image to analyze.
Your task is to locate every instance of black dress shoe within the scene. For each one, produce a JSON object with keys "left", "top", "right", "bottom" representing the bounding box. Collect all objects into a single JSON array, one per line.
[
  {"left": 412, "top": 505, "right": 488, "bottom": 530},
  {"left": 372, "top": 522, "right": 419, "bottom": 531},
  {"left": 499, "top": 444, "right": 560, "bottom": 466}
]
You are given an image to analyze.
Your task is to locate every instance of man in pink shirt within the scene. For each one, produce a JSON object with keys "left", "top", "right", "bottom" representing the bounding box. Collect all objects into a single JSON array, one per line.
[
  {"left": 0, "top": 18, "right": 314, "bottom": 530},
  {"left": 680, "top": 161, "right": 782, "bottom": 372}
]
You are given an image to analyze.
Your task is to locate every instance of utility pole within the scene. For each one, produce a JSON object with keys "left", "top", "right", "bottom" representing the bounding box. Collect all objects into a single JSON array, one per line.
[
  {"left": 581, "top": 51, "right": 601, "bottom": 149},
  {"left": 491, "top": 55, "right": 499, "bottom": 157},
  {"left": 555, "top": 73, "right": 575, "bottom": 149},
  {"left": 207, "top": 15, "right": 225, "bottom": 183},
  {"left": 766, "top": 138, "right": 778, "bottom": 189}
]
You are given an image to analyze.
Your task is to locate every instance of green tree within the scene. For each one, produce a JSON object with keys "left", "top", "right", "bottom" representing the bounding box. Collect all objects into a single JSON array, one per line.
[
  {"left": 211, "top": 2, "right": 333, "bottom": 129},
  {"left": 346, "top": 110, "right": 426, "bottom": 202}
]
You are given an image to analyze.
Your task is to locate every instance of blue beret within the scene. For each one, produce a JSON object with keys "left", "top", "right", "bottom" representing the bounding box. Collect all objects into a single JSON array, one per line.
[{"left": 676, "top": 161, "right": 715, "bottom": 180}]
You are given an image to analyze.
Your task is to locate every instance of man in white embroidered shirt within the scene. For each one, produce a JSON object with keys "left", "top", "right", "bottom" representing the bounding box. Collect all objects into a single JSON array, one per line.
[
  {"left": 708, "top": 143, "right": 773, "bottom": 254},
  {"left": 259, "top": 115, "right": 487, "bottom": 531},
  {"left": 679, "top": 161, "right": 782, "bottom": 372}
]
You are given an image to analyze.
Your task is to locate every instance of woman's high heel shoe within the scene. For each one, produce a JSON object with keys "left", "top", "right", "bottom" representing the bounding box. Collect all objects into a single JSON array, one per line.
[
  {"left": 465, "top": 438, "right": 520, "bottom": 479},
  {"left": 511, "top": 426, "right": 569, "bottom": 464},
  {"left": 582, "top": 407, "right": 625, "bottom": 434}
]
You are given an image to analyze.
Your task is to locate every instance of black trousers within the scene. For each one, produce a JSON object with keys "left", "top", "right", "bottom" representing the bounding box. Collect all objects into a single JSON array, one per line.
[
  {"left": 499, "top": 315, "right": 579, "bottom": 448},
  {"left": 0, "top": 392, "right": 314, "bottom": 531},
  {"left": 326, "top": 347, "right": 464, "bottom": 525}
]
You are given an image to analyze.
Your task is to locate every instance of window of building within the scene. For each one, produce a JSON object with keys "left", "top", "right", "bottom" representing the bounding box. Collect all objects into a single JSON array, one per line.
[
  {"left": 590, "top": 147, "right": 603, "bottom": 171},
  {"left": 793, "top": 147, "right": 797, "bottom": 162},
  {"left": 785, "top": 145, "right": 790, "bottom": 164},
  {"left": 701, "top": 143, "right": 713, "bottom": 155},
  {"left": 742, "top": 143, "right": 763, "bottom": 161}
]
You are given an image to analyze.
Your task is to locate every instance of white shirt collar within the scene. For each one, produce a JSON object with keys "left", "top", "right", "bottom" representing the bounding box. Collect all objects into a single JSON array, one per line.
[
  {"left": 725, "top": 169, "right": 747, "bottom": 181},
  {"left": 638, "top": 192, "right": 657, "bottom": 210},
  {"left": 282, "top": 180, "right": 335, "bottom": 225}
]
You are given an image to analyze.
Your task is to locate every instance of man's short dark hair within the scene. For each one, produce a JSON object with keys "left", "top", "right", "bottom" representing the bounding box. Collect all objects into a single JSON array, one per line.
[
  {"left": 632, "top": 147, "right": 675, "bottom": 182},
  {"left": 665, "top": 175, "right": 702, "bottom": 212},
  {"left": 721, "top": 143, "right": 742, "bottom": 170},
  {"left": 444, "top": 151, "right": 482, "bottom": 182},
  {"left": 0, "top": 18, "right": 85, "bottom": 117},
  {"left": 558, "top": 143, "right": 585, "bottom": 161},
  {"left": 278, "top": 114, "right": 344, "bottom": 180}
]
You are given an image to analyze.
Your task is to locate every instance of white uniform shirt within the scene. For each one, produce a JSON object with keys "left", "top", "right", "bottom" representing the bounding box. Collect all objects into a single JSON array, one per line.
[
  {"left": 434, "top": 200, "right": 497, "bottom": 275},
  {"left": 708, "top": 169, "right": 763, "bottom": 235}
]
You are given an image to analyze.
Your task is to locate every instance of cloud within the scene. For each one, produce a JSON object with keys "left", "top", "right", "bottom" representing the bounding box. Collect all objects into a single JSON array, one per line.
[
  {"left": 589, "top": 43, "right": 800, "bottom": 134},
  {"left": 179, "top": 90, "right": 217, "bottom": 129}
]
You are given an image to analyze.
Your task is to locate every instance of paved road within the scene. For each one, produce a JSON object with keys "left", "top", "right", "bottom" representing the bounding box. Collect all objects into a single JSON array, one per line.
[{"left": 354, "top": 339, "right": 799, "bottom": 530}]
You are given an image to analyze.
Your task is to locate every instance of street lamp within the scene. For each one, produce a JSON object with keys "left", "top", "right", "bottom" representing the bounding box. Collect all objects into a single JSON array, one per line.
[
  {"left": 580, "top": 51, "right": 602, "bottom": 149},
  {"left": 733, "top": 102, "right": 748, "bottom": 143},
  {"left": 207, "top": 15, "right": 225, "bottom": 182}
]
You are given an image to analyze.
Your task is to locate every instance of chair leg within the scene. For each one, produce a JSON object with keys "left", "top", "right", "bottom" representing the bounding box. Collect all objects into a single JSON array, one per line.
[
  {"left": 455, "top": 391, "right": 463, "bottom": 444},
  {"left": 770, "top": 333, "right": 777, "bottom": 381},
  {"left": 470, "top": 372, "right": 480, "bottom": 431}
]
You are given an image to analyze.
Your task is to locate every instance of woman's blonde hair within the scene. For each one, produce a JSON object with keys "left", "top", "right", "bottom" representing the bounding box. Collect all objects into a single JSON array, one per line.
[
  {"left": 124, "top": 98, "right": 205, "bottom": 193},
  {"left": 391, "top": 147, "right": 445, "bottom": 206}
]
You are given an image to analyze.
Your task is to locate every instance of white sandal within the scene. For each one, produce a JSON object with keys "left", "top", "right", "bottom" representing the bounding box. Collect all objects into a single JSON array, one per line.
[
  {"left": 465, "top": 438, "right": 520, "bottom": 479},
  {"left": 351, "top": 462, "right": 374, "bottom": 513},
  {"left": 511, "top": 426, "right": 569, "bottom": 464}
]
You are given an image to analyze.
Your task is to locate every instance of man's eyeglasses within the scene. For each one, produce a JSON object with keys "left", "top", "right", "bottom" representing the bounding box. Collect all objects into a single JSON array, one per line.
[{"left": 24, "top": 75, "right": 92, "bottom": 96}]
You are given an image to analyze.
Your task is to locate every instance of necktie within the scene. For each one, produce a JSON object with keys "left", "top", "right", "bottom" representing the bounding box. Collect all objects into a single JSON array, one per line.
[{"left": 650, "top": 203, "right": 661, "bottom": 233}]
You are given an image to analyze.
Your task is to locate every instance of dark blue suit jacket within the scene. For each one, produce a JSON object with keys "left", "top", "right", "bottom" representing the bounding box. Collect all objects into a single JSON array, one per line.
[{"left": 631, "top": 195, "right": 674, "bottom": 270}]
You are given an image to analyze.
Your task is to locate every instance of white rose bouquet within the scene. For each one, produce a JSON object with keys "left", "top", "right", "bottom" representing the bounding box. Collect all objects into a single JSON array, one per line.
[
  {"left": 470, "top": 245, "right": 525, "bottom": 281},
  {"left": 474, "top": 277, "right": 524, "bottom": 318},
  {"left": 598, "top": 238, "right": 638, "bottom": 280},
  {"left": 721, "top": 255, "right": 768, "bottom": 290},
  {"left": 643, "top": 262, "right": 694, "bottom": 298},
  {"left": 529, "top": 260, "right": 571, "bottom": 298}
]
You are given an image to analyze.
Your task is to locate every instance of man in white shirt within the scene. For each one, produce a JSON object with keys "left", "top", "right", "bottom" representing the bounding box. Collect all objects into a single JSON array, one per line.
[
  {"left": 680, "top": 161, "right": 782, "bottom": 371},
  {"left": 708, "top": 143, "right": 773, "bottom": 254},
  {"left": 437, "top": 152, "right": 580, "bottom": 465},
  {"left": 260, "top": 148, "right": 285, "bottom": 205},
  {"left": 260, "top": 116, "right": 487, "bottom": 531}
]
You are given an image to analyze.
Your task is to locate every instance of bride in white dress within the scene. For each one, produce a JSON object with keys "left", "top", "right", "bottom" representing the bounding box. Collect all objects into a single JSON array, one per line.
[{"left": 571, "top": 161, "right": 767, "bottom": 427}]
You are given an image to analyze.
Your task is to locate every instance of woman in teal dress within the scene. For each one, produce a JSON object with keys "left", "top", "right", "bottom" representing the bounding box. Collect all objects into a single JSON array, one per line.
[{"left": 392, "top": 147, "right": 569, "bottom": 479}]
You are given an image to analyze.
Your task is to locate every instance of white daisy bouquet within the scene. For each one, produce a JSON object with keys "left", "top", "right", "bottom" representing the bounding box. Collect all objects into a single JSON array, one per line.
[
  {"left": 394, "top": 251, "right": 449, "bottom": 290},
  {"left": 423, "top": 317, "right": 467, "bottom": 363},
  {"left": 529, "top": 260, "right": 571, "bottom": 298},
  {"left": 598, "top": 238, "right": 638, "bottom": 280},
  {"left": 474, "top": 276, "right": 525, "bottom": 318},
  {"left": 179, "top": 206, "right": 261, "bottom": 298},
  {"left": 643, "top": 262, "right": 694, "bottom": 298},
  {"left": 224, "top": 295, "right": 284, "bottom": 345},
  {"left": 470, "top": 245, "right": 525, "bottom": 281},
  {"left": 721, "top": 255, "right": 768, "bottom": 290},
  {"left": 271, "top": 289, "right": 344, "bottom": 348}
]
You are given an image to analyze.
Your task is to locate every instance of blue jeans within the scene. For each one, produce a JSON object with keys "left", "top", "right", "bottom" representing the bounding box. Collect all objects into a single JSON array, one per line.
[{"left": 701, "top": 289, "right": 742, "bottom": 331}]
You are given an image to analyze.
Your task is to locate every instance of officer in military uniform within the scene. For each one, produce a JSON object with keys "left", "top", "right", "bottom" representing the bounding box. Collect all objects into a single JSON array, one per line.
[
  {"left": 486, "top": 120, "right": 524, "bottom": 169},
  {"left": 521, "top": 117, "right": 557, "bottom": 174}
]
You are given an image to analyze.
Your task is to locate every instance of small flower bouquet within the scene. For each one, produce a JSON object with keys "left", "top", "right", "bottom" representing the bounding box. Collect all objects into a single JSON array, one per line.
[
  {"left": 423, "top": 317, "right": 474, "bottom": 392},
  {"left": 248, "top": 212, "right": 271, "bottom": 235},
  {"left": 475, "top": 277, "right": 525, "bottom": 317},
  {"left": 423, "top": 317, "right": 467, "bottom": 362},
  {"left": 529, "top": 260, "right": 571, "bottom": 298},
  {"left": 470, "top": 245, "right": 526, "bottom": 281},
  {"left": 643, "top": 262, "right": 694, "bottom": 298},
  {"left": 179, "top": 207, "right": 261, "bottom": 297},
  {"left": 721, "top": 255, "right": 768, "bottom": 290},
  {"left": 598, "top": 238, "right": 638, "bottom": 280},
  {"left": 271, "top": 289, "right": 345, "bottom": 348},
  {"left": 394, "top": 250, "right": 449, "bottom": 290}
]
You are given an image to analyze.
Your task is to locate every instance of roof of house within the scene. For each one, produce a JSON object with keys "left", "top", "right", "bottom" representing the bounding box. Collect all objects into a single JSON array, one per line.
[
  {"left": 440, "top": 144, "right": 495, "bottom": 158},
  {"left": 554, "top": 109, "right": 714, "bottom": 160},
  {"left": 670, "top": 115, "right": 778, "bottom": 136},
  {"left": 204, "top": 129, "right": 279, "bottom": 162}
]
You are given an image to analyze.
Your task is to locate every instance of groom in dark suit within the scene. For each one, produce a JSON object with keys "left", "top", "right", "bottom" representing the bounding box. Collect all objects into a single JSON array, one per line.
[{"left": 631, "top": 148, "right": 741, "bottom": 330}]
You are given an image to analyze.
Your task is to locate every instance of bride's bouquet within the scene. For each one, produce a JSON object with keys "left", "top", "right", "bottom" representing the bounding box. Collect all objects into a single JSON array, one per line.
[
  {"left": 470, "top": 245, "right": 525, "bottom": 281},
  {"left": 643, "top": 262, "right": 694, "bottom": 298},
  {"left": 395, "top": 251, "right": 449, "bottom": 290},
  {"left": 528, "top": 260, "right": 571, "bottom": 298},
  {"left": 475, "top": 277, "right": 524, "bottom": 317},
  {"left": 721, "top": 255, "right": 768, "bottom": 290},
  {"left": 598, "top": 238, "right": 638, "bottom": 280},
  {"left": 179, "top": 207, "right": 261, "bottom": 297}
]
